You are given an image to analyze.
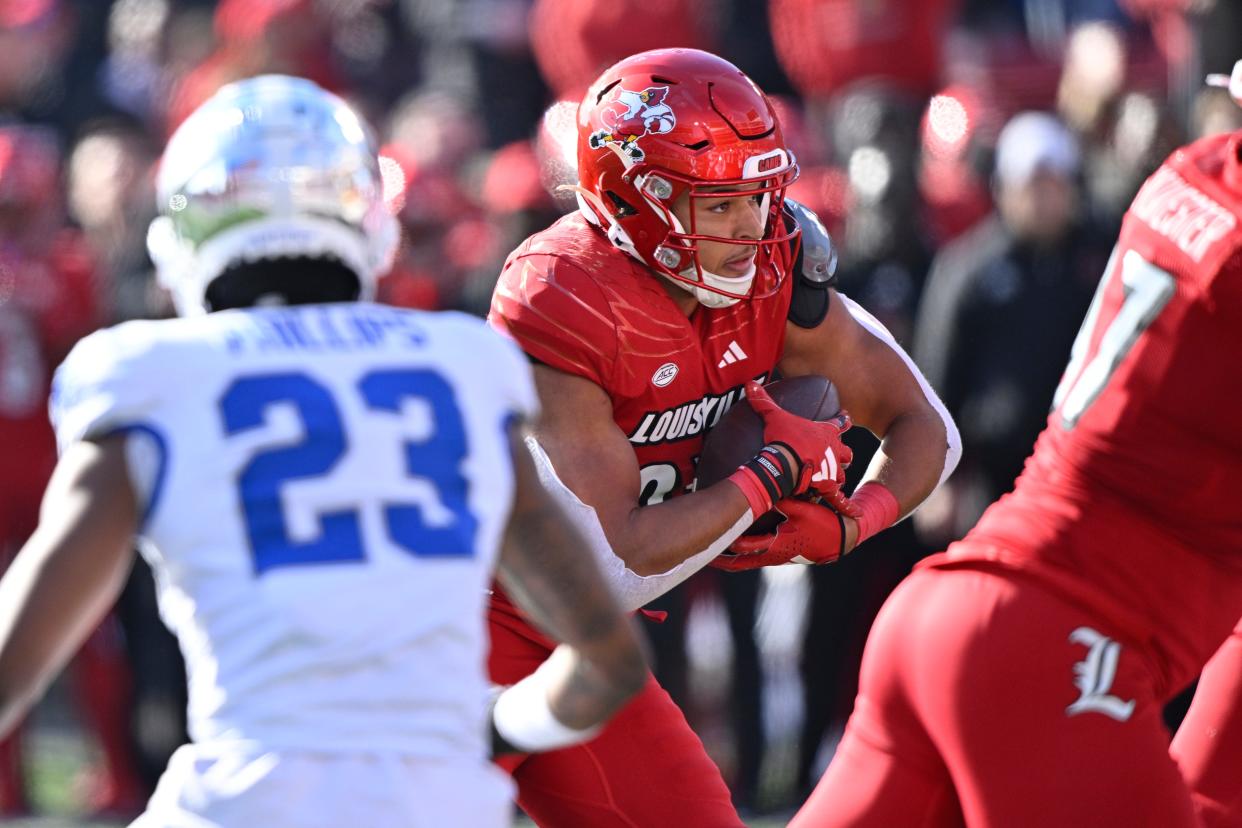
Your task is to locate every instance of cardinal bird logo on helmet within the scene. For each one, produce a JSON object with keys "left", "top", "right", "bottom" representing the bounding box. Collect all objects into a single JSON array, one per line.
[{"left": 588, "top": 85, "right": 676, "bottom": 164}]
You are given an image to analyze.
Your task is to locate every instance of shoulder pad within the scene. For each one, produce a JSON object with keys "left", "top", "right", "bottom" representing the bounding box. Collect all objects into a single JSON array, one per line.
[{"left": 783, "top": 198, "right": 838, "bottom": 328}]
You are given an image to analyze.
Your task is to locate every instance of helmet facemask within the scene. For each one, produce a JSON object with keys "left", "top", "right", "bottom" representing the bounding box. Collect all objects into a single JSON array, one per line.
[
  {"left": 630, "top": 156, "right": 799, "bottom": 307},
  {"left": 575, "top": 49, "right": 801, "bottom": 308}
]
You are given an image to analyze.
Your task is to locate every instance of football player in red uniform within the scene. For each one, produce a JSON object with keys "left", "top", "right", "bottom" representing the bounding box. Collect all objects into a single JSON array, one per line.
[
  {"left": 792, "top": 65, "right": 1242, "bottom": 828},
  {"left": 1165, "top": 60, "right": 1242, "bottom": 828},
  {"left": 488, "top": 48, "right": 960, "bottom": 827}
]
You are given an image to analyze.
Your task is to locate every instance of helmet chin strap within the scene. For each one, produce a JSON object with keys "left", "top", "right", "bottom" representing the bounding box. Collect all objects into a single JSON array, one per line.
[{"left": 661, "top": 262, "right": 756, "bottom": 309}]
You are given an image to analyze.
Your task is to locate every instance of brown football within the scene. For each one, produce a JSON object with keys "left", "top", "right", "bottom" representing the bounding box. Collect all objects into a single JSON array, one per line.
[{"left": 696, "top": 375, "right": 842, "bottom": 534}]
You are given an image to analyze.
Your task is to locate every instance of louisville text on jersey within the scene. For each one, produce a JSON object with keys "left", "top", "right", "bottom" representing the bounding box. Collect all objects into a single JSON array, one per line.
[
  {"left": 1130, "top": 166, "right": 1237, "bottom": 262},
  {"left": 627, "top": 372, "right": 769, "bottom": 446}
]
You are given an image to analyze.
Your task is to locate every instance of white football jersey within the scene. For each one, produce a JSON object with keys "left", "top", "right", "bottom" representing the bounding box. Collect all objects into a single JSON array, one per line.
[{"left": 51, "top": 303, "right": 537, "bottom": 759}]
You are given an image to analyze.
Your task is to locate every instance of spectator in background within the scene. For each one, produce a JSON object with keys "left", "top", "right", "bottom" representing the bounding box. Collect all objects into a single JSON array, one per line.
[
  {"left": 769, "top": 0, "right": 957, "bottom": 103},
  {"left": 1192, "top": 83, "right": 1242, "bottom": 140},
  {"left": 1056, "top": 21, "right": 1183, "bottom": 230},
  {"left": 918, "top": 85, "right": 998, "bottom": 248},
  {"left": 0, "top": 0, "right": 75, "bottom": 132},
  {"left": 825, "top": 84, "right": 931, "bottom": 345},
  {"left": 912, "top": 111, "right": 1108, "bottom": 546},
  {"left": 528, "top": 0, "right": 715, "bottom": 100},
  {"left": 166, "top": 0, "right": 386, "bottom": 134},
  {"left": 0, "top": 123, "right": 144, "bottom": 818},
  {"left": 792, "top": 84, "right": 940, "bottom": 802},
  {"left": 455, "top": 139, "right": 562, "bottom": 316},
  {"left": 98, "top": 0, "right": 177, "bottom": 131},
  {"left": 66, "top": 120, "right": 161, "bottom": 322},
  {"left": 400, "top": 0, "right": 546, "bottom": 148},
  {"left": 378, "top": 89, "right": 491, "bottom": 311}
]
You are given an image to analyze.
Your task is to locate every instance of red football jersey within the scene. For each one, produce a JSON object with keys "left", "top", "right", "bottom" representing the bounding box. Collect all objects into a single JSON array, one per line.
[
  {"left": 933, "top": 133, "right": 1242, "bottom": 693},
  {"left": 488, "top": 212, "right": 793, "bottom": 631},
  {"left": 490, "top": 211, "right": 793, "bottom": 503}
]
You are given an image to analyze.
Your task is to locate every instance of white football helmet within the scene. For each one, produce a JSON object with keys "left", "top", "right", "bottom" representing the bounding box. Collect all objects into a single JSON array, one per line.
[{"left": 147, "top": 75, "right": 399, "bottom": 315}]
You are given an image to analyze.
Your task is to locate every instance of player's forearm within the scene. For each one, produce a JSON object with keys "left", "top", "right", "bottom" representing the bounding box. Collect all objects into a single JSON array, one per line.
[
  {"left": 859, "top": 408, "right": 954, "bottom": 521},
  {"left": 0, "top": 527, "right": 134, "bottom": 737},
  {"left": 499, "top": 486, "right": 648, "bottom": 696},
  {"left": 541, "top": 639, "right": 645, "bottom": 730},
  {"left": 608, "top": 481, "right": 753, "bottom": 576},
  {"left": 0, "top": 439, "right": 137, "bottom": 738}
]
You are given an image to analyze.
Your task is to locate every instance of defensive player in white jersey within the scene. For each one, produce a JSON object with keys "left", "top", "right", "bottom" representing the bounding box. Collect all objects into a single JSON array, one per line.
[{"left": 0, "top": 76, "right": 647, "bottom": 828}]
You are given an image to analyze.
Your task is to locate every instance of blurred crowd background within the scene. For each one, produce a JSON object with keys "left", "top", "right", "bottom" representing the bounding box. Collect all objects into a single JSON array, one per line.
[{"left": 1, "top": 0, "right": 1240, "bottom": 822}]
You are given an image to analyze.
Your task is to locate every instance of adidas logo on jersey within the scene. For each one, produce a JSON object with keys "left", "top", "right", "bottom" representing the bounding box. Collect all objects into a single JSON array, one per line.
[{"left": 717, "top": 341, "right": 749, "bottom": 369}]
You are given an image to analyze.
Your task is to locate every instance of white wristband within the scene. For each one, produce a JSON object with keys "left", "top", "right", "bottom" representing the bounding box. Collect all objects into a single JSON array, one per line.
[{"left": 492, "top": 667, "right": 603, "bottom": 753}]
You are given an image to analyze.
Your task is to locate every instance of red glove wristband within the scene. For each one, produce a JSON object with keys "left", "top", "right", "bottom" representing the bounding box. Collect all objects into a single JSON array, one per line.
[
  {"left": 851, "top": 482, "right": 900, "bottom": 545},
  {"left": 726, "top": 467, "right": 773, "bottom": 520}
]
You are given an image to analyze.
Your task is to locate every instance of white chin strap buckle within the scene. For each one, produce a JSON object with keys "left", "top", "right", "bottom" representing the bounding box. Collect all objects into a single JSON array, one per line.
[{"left": 662, "top": 261, "right": 756, "bottom": 309}]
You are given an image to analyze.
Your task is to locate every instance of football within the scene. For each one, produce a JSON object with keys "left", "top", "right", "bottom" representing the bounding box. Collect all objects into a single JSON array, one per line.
[{"left": 696, "top": 375, "right": 842, "bottom": 534}]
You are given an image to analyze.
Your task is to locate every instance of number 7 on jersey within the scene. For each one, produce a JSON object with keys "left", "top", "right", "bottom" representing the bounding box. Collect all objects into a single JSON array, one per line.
[{"left": 1052, "top": 248, "right": 1175, "bottom": 429}]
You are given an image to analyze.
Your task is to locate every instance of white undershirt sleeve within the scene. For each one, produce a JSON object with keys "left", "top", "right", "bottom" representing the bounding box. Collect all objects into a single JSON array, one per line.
[
  {"left": 839, "top": 293, "right": 962, "bottom": 492},
  {"left": 525, "top": 437, "right": 751, "bottom": 612}
]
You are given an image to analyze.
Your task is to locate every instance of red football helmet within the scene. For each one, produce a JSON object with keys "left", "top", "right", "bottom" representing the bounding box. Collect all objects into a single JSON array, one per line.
[{"left": 576, "top": 48, "right": 799, "bottom": 306}]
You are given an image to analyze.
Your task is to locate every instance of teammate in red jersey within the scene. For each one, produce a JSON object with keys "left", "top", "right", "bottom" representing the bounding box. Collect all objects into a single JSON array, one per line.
[
  {"left": 792, "top": 67, "right": 1242, "bottom": 828},
  {"left": 1165, "top": 60, "right": 1242, "bottom": 828},
  {"left": 487, "top": 48, "right": 960, "bottom": 827}
]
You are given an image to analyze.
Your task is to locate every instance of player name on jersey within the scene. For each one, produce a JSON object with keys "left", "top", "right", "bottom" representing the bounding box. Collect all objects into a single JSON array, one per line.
[
  {"left": 221, "top": 305, "right": 429, "bottom": 355},
  {"left": 627, "top": 373, "right": 768, "bottom": 446},
  {"left": 1130, "top": 166, "right": 1237, "bottom": 262}
]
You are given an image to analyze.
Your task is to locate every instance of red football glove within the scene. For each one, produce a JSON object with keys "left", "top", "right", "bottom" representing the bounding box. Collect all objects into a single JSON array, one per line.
[
  {"left": 745, "top": 381, "right": 859, "bottom": 516},
  {"left": 710, "top": 498, "right": 848, "bottom": 572}
]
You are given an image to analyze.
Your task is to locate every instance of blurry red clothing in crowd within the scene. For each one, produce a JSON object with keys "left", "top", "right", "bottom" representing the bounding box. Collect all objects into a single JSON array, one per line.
[
  {"left": 0, "top": 125, "right": 99, "bottom": 543},
  {"left": 769, "top": 0, "right": 957, "bottom": 100},
  {"left": 529, "top": 0, "right": 715, "bottom": 99},
  {"left": 0, "top": 231, "right": 97, "bottom": 548},
  {"left": 918, "top": 85, "right": 996, "bottom": 246},
  {"left": 165, "top": 0, "right": 343, "bottom": 134},
  {"left": 0, "top": 230, "right": 110, "bottom": 816}
]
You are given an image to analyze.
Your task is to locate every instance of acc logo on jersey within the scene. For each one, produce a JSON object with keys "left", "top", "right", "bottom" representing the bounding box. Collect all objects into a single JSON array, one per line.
[
  {"left": 588, "top": 85, "right": 676, "bottom": 164},
  {"left": 651, "top": 362, "right": 679, "bottom": 387}
]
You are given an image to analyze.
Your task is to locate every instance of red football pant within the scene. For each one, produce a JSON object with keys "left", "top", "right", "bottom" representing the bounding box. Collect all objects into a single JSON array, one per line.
[
  {"left": 1172, "top": 621, "right": 1242, "bottom": 828},
  {"left": 487, "top": 611, "right": 744, "bottom": 828},
  {"left": 791, "top": 565, "right": 1198, "bottom": 828}
]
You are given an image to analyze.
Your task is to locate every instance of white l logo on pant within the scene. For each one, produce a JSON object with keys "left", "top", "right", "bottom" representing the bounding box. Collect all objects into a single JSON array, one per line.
[{"left": 1066, "top": 626, "right": 1136, "bottom": 722}]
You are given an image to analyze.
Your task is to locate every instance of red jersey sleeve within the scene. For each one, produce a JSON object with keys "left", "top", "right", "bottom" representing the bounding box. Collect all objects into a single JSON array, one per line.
[{"left": 488, "top": 248, "right": 619, "bottom": 388}]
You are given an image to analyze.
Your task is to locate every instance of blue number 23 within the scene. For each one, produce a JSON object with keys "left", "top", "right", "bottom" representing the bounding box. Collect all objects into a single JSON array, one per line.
[{"left": 219, "top": 369, "right": 478, "bottom": 574}]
